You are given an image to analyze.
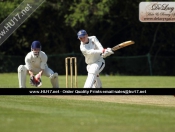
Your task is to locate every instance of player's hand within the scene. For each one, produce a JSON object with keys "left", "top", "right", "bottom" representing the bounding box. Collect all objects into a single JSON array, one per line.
[
  {"left": 30, "top": 74, "right": 42, "bottom": 87},
  {"left": 102, "top": 48, "right": 114, "bottom": 58},
  {"left": 35, "top": 73, "right": 42, "bottom": 87},
  {"left": 35, "top": 73, "right": 41, "bottom": 80},
  {"left": 106, "top": 48, "right": 114, "bottom": 54}
]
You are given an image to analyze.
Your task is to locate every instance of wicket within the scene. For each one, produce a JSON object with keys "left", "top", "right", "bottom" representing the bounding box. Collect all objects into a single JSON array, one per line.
[{"left": 65, "top": 57, "right": 78, "bottom": 88}]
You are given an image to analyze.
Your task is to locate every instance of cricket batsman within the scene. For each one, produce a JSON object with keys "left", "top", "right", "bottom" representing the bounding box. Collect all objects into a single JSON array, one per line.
[
  {"left": 17, "top": 41, "right": 59, "bottom": 88},
  {"left": 77, "top": 29, "right": 114, "bottom": 88}
]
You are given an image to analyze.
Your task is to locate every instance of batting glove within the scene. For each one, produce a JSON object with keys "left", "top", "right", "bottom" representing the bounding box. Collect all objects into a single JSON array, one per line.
[{"left": 101, "top": 48, "right": 114, "bottom": 58}]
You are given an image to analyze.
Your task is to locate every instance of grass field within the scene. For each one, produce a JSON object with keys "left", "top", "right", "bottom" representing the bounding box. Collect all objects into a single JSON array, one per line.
[
  {"left": 0, "top": 73, "right": 175, "bottom": 88},
  {"left": 0, "top": 96, "right": 175, "bottom": 132},
  {"left": 0, "top": 73, "right": 175, "bottom": 132}
]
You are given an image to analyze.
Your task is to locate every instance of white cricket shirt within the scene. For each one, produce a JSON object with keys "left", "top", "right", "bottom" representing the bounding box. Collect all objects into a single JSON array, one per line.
[
  {"left": 80, "top": 36, "right": 104, "bottom": 64},
  {"left": 25, "top": 51, "right": 48, "bottom": 70}
]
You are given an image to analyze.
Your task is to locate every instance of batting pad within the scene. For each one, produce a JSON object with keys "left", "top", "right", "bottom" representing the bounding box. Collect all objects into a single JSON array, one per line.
[
  {"left": 17, "top": 65, "right": 27, "bottom": 88},
  {"left": 92, "top": 76, "right": 102, "bottom": 88},
  {"left": 84, "top": 73, "right": 96, "bottom": 88}
]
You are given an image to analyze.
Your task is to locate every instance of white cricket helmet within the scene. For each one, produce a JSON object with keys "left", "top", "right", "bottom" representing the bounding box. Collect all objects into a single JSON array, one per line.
[{"left": 31, "top": 41, "right": 41, "bottom": 57}]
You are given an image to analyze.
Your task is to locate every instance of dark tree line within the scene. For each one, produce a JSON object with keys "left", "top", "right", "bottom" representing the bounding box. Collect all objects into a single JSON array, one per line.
[
  {"left": 1, "top": 0, "right": 175, "bottom": 56},
  {"left": 0, "top": 0, "right": 175, "bottom": 75}
]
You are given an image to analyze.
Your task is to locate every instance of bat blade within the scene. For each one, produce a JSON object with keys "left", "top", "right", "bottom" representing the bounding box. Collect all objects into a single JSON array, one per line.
[{"left": 112, "top": 40, "right": 135, "bottom": 51}]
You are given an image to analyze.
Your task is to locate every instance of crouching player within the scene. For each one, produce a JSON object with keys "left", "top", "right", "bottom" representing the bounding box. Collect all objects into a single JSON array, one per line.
[{"left": 17, "top": 41, "right": 59, "bottom": 88}]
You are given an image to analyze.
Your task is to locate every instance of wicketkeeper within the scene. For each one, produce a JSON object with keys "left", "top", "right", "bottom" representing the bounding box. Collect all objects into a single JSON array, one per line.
[
  {"left": 17, "top": 41, "right": 59, "bottom": 88},
  {"left": 77, "top": 29, "right": 114, "bottom": 88}
]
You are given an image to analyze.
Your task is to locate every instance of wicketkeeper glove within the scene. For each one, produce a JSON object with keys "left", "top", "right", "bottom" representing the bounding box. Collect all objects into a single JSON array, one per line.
[
  {"left": 101, "top": 48, "right": 114, "bottom": 58},
  {"left": 30, "top": 76, "right": 37, "bottom": 87},
  {"left": 30, "top": 75, "right": 42, "bottom": 87}
]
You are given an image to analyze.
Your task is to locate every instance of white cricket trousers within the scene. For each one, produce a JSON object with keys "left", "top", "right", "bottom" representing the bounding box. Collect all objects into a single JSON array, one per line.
[{"left": 84, "top": 61, "right": 105, "bottom": 88}]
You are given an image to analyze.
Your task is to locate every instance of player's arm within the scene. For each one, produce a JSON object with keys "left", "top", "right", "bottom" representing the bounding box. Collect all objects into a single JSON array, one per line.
[
  {"left": 24, "top": 54, "right": 34, "bottom": 77},
  {"left": 36, "top": 69, "right": 44, "bottom": 78},
  {"left": 32, "top": 52, "right": 46, "bottom": 78},
  {"left": 91, "top": 36, "right": 114, "bottom": 58},
  {"left": 80, "top": 44, "right": 103, "bottom": 56},
  {"left": 81, "top": 47, "right": 102, "bottom": 56},
  {"left": 81, "top": 36, "right": 108, "bottom": 55},
  {"left": 28, "top": 70, "right": 34, "bottom": 77},
  {"left": 92, "top": 36, "right": 104, "bottom": 51},
  {"left": 89, "top": 36, "right": 104, "bottom": 53}
]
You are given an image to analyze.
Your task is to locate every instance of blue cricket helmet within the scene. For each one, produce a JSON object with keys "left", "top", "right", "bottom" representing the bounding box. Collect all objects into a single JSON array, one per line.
[
  {"left": 77, "top": 29, "right": 87, "bottom": 38},
  {"left": 31, "top": 41, "right": 41, "bottom": 49}
]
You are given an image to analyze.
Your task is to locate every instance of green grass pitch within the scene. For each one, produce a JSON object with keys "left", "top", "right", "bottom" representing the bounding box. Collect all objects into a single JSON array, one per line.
[
  {"left": 0, "top": 96, "right": 175, "bottom": 132},
  {"left": 0, "top": 73, "right": 175, "bottom": 88},
  {"left": 0, "top": 73, "right": 175, "bottom": 132}
]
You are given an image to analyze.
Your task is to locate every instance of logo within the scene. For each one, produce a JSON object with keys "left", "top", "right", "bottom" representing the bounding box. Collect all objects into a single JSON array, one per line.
[{"left": 139, "top": 2, "right": 175, "bottom": 22}]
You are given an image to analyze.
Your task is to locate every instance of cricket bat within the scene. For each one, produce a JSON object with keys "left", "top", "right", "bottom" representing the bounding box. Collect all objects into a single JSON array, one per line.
[{"left": 111, "top": 40, "right": 135, "bottom": 51}]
